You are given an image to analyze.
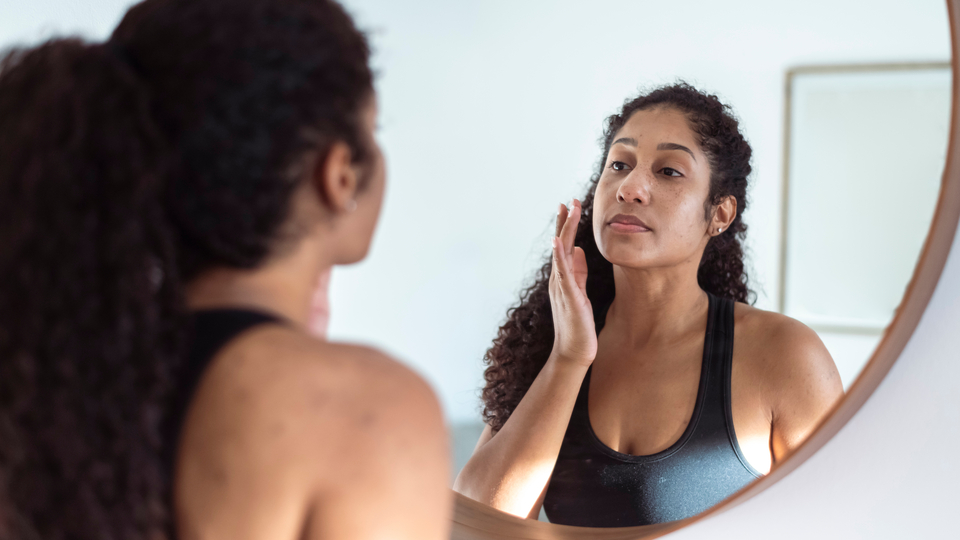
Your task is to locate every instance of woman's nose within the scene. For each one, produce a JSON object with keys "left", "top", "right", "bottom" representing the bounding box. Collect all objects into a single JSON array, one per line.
[{"left": 616, "top": 169, "right": 652, "bottom": 205}]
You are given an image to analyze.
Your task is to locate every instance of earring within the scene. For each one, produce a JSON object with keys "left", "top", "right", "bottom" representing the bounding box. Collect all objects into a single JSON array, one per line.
[
  {"left": 717, "top": 227, "right": 723, "bottom": 233},
  {"left": 346, "top": 200, "right": 357, "bottom": 212}
]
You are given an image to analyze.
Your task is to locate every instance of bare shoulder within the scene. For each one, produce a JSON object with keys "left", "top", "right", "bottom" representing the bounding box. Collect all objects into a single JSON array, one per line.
[
  {"left": 177, "top": 325, "right": 450, "bottom": 539},
  {"left": 181, "top": 324, "right": 447, "bottom": 487},
  {"left": 201, "top": 323, "right": 443, "bottom": 450},
  {"left": 732, "top": 303, "right": 843, "bottom": 405}
]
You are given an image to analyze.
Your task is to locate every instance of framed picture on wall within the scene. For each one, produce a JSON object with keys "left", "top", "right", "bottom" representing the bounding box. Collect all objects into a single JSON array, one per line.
[{"left": 780, "top": 62, "right": 951, "bottom": 386}]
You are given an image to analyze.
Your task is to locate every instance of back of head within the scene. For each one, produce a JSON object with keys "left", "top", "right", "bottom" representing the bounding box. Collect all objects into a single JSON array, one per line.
[
  {"left": 0, "top": 1, "right": 371, "bottom": 538},
  {"left": 112, "top": 0, "right": 374, "bottom": 279}
]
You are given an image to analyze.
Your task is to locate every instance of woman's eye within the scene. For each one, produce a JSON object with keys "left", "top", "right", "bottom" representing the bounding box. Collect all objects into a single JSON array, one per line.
[
  {"left": 661, "top": 167, "right": 682, "bottom": 177},
  {"left": 610, "top": 161, "right": 629, "bottom": 171}
]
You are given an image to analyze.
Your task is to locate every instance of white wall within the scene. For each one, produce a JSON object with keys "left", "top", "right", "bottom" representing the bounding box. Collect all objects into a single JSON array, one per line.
[{"left": 0, "top": 0, "right": 131, "bottom": 42}]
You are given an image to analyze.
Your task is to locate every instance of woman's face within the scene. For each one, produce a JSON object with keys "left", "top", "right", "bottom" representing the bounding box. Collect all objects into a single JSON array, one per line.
[{"left": 591, "top": 106, "right": 715, "bottom": 270}]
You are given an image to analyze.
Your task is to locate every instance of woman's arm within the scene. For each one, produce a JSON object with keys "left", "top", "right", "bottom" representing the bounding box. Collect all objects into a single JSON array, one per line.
[
  {"left": 757, "top": 316, "right": 844, "bottom": 464},
  {"left": 453, "top": 200, "right": 596, "bottom": 519},
  {"left": 453, "top": 354, "right": 588, "bottom": 518}
]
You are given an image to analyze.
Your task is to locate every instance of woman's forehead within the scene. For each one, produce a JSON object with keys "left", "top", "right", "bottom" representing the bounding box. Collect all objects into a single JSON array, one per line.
[{"left": 617, "top": 107, "right": 699, "bottom": 148}]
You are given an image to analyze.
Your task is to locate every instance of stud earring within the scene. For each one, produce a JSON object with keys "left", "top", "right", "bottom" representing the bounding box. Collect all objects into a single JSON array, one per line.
[{"left": 717, "top": 227, "right": 723, "bottom": 233}]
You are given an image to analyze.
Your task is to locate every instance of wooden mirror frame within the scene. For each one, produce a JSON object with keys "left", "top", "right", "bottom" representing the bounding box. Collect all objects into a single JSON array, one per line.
[{"left": 450, "top": 0, "right": 960, "bottom": 537}]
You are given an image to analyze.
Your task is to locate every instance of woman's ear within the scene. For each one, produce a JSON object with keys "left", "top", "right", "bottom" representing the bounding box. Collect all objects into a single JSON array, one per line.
[
  {"left": 313, "top": 141, "right": 358, "bottom": 214},
  {"left": 711, "top": 195, "right": 737, "bottom": 235}
]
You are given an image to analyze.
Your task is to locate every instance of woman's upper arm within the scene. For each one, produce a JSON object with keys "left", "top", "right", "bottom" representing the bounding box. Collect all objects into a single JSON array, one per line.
[
  {"left": 472, "top": 423, "right": 496, "bottom": 453},
  {"left": 763, "top": 319, "right": 844, "bottom": 462}
]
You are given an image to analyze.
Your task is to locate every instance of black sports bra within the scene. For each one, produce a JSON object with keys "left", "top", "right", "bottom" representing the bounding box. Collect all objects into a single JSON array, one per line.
[{"left": 542, "top": 292, "right": 762, "bottom": 527}]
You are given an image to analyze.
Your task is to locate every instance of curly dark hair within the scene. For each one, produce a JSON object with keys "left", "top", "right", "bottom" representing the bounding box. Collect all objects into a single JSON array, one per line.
[
  {"left": 0, "top": 1, "right": 372, "bottom": 539},
  {"left": 481, "top": 82, "right": 754, "bottom": 432}
]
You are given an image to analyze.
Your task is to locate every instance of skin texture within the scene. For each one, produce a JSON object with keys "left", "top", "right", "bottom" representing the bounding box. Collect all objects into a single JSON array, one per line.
[
  {"left": 454, "top": 107, "right": 842, "bottom": 519},
  {"left": 176, "top": 102, "right": 451, "bottom": 540},
  {"left": 308, "top": 269, "right": 332, "bottom": 338}
]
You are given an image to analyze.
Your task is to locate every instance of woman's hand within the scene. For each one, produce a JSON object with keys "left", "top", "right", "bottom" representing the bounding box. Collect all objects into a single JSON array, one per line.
[
  {"left": 455, "top": 201, "right": 595, "bottom": 514},
  {"left": 549, "top": 199, "right": 597, "bottom": 367}
]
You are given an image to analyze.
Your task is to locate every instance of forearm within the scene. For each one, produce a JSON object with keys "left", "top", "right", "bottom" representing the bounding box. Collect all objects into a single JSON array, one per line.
[{"left": 453, "top": 355, "right": 588, "bottom": 517}]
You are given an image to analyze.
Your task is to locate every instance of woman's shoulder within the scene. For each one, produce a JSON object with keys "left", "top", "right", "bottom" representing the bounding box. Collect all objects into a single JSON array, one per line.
[
  {"left": 731, "top": 302, "right": 842, "bottom": 397},
  {"left": 176, "top": 325, "right": 450, "bottom": 537},
  {"left": 181, "top": 323, "right": 446, "bottom": 482},
  {"left": 733, "top": 302, "right": 822, "bottom": 351},
  {"left": 200, "top": 323, "right": 443, "bottom": 444}
]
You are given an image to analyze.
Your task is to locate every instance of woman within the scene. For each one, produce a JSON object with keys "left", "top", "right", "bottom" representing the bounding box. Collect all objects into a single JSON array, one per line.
[
  {"left": 0, "top": 1, "right": 449, "bottom": 539},
  {"left": 454, "top": 83, "right": 843, "bottom": 527}
]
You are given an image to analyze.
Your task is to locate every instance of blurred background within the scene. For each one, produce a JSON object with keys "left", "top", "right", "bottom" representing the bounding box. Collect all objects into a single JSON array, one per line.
[{"left": 1, "top": 0, "right": 952, "bottom": 481}]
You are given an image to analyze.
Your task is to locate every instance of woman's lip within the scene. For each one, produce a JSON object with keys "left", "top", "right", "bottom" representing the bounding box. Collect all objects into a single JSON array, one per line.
[
  {"left": 608, "top": 214, "right": 651, "bottom": 232},
  {"left": 608, "top": 222, "right": 651, "bottom": 233}
]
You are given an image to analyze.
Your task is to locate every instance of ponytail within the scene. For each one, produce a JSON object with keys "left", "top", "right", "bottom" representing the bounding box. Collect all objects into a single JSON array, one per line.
[{"left": 0, "top": 39, "right": 182, "bottom": 540}]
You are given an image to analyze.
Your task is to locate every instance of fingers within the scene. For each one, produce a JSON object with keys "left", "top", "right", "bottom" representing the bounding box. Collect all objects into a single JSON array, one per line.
[
  {"left": 552, "top": 198, "right": 584, "bottom": 299},
  {"left": 558, "top": 199, "right": 581, "bottom": 255},
  {"left": 551, "top": 236, "right": 578, "bottom": 300},
  {"left": 572, "top": 246, "right": 588, "bottom": 291},
  {"left": 555, "top": 203, "right": 568, "bottom": 238}
]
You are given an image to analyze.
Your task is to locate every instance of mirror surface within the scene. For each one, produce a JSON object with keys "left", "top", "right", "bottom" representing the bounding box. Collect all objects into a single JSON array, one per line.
[{"left": 325, "top": 0, "right": 952, "bottom": 527}]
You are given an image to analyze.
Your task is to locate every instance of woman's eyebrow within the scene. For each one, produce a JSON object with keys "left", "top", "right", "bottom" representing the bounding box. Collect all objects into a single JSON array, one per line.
[
  {"left": 657, "top": 142, "right": 697, "bottom": 162},
  {"left": 612, "top": 138, "right": 697, "bottom": 163}
]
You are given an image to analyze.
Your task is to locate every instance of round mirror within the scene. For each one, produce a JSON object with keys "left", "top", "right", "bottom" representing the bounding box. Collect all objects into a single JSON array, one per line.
[{"left": 327, "top": 0, "right": 955, "bottom": 537}]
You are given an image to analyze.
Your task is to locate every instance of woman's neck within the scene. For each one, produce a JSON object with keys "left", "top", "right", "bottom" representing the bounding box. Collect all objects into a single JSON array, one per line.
[
  {"left": 185, "top": 236, "right": 331, "bottom": 328},
  {"left": 604, "top": 262, "right": 709, "bottom": 348}
]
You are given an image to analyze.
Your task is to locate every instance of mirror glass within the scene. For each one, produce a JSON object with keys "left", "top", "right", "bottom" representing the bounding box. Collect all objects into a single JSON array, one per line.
[{"left": 326, "top": 0, "right": 952, "bottom": 527}]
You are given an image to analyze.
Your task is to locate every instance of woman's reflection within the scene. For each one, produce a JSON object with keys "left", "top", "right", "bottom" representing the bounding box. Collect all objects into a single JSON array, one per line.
[{"left": 453, "top": 83, "right": 843, "bottom": 527}]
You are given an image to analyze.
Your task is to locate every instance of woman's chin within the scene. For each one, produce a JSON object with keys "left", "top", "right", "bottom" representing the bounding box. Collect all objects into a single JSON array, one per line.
[
  {"left": 597, "top": 246, "right": 657, "bottom": 269},
  {"left": 333, "top": 241, "right": 373, "bottom": 266}
]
